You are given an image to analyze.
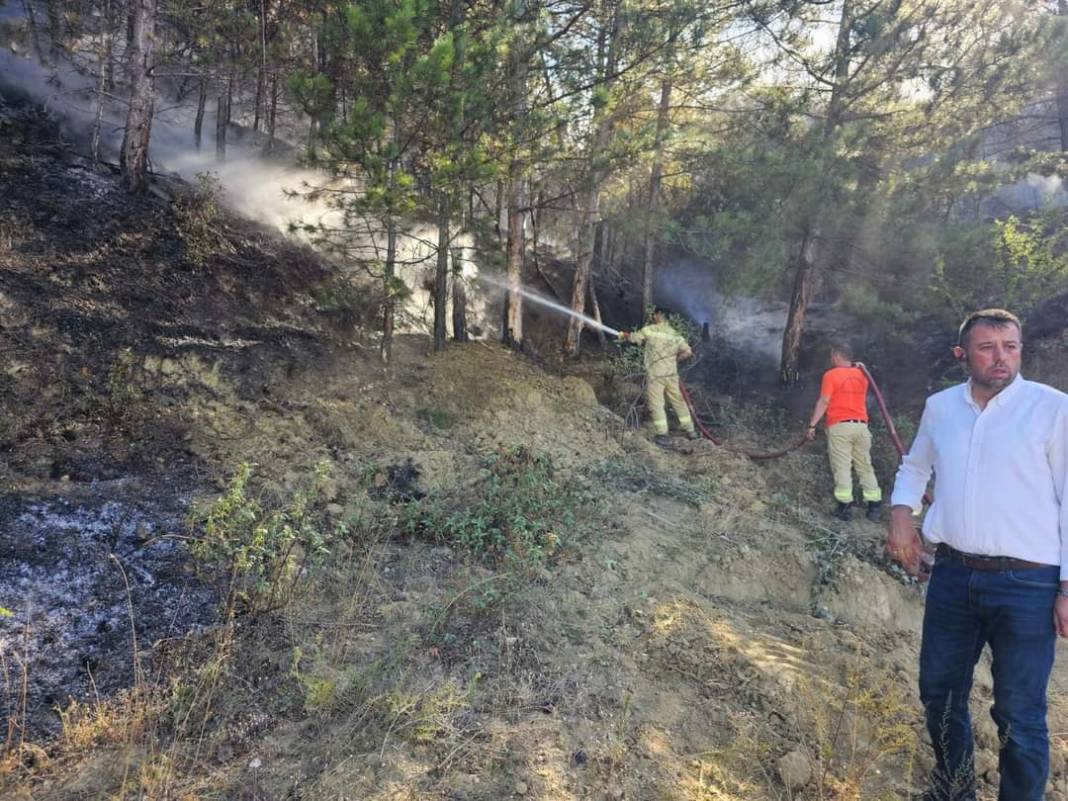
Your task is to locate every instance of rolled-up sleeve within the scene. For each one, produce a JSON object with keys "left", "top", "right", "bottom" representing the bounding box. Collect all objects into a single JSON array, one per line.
[
  {"left": 1048, "top": 405, "right": 1068, "bottom": 580},
  {"left": 891, "top": 399, "right": 936, "bottom": 514}
]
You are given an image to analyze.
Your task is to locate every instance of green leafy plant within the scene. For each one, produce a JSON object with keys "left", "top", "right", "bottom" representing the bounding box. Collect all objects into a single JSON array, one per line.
[
  {"left": 190, "top": 462, "right": 335, "bottom": 616},
  {"left": 402, "top": 447, "right": 589, "bottom": 572}
]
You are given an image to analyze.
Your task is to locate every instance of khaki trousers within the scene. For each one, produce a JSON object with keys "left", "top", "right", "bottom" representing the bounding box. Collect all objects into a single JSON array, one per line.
[
  {"left": 647, "top": 377, "right": 694, "bottom": 436},
  {"left": 826, "top": 421, "right": 882, "bottom": 503}
]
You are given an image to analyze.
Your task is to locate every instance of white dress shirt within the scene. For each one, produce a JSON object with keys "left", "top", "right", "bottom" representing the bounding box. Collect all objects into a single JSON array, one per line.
[{"left": 891, "top": 374, "right": 1068, "bottom": 577}]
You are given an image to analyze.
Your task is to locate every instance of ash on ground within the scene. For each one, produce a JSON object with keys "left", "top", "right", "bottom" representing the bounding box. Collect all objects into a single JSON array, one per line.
[{"left": 0, "top": 482, "right": 216, "bottom": 738}]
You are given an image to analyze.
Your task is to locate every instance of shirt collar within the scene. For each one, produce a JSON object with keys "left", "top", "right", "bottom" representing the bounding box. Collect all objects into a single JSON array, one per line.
[{"left": 964, "top": 372, "right": 1024, "bottom": 411}]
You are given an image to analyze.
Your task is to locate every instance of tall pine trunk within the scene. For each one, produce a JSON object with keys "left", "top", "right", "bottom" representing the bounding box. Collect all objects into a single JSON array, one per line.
[
  {"left": 1058, "top": 0, "right": 1068, "bottom": 151},
  {"left": 216, "top": 79, "right": 230, "bottom": 162},
  {"left": 194, "top": 77, "right": 207, "bottom": 151},
  {"left": 119, "top": 0, "right": 157, "bottom": 193},
  {"left": 502, "top": 0, "right": 529, "bottom": 347},
  {"left": 779, "top": 231, "right": 817, "bottom": 384},
  {"left": 588, "top": 279, "right": 607, "bottom": 346},
  {"left": 264, "top": 75, "right": 278, "bottom": 155},
  {"left": 452, "top": 257, "right": 468, "bottom": 343},
  {"left": 433, "top": 195, "right": 450, "bottom": 351},
  {"left": 253, "top": 0, "right": 268, "bottom": 134},
  {"left": 382, "top": 217, "right": 397, "bottom": 364},
  {"left": 641, "top": 79, "right": 671, "bottom": 316},
  {"left": 563, "top": 4, "right": 620, "bottom": 356},
  {"left": 90, "top": 0, "right": 113, "bottom": 168},
  {"left": 778, "top": 0, "right": 851, "bottom": 383},
  {"left": 504, "top": 177, "right": 525, "bottom": 345}
]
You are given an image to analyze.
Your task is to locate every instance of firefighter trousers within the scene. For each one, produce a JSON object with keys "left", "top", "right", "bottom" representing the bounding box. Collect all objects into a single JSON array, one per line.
[
  {"left": 826, "top": 421, "right": 882, "bottom": 504},
  {"left": 647, "top": 377, "right": 694, "bottom": 436}
]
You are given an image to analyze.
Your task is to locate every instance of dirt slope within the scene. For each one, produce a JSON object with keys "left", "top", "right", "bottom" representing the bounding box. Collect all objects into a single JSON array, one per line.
[{"left": 6, "top": 91, "right": 1068, "bottom": 801}]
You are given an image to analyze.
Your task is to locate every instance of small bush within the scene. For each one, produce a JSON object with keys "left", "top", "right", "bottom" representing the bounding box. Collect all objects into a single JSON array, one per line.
[
  {"left": 401, "top": 446, "right": 590, "bottom": 572},
  {"left": 189, "top": 462, "right": 337, "bottom": 616},
  {"left": 174, "top": 172, "right": 222, "bottom": 269}
]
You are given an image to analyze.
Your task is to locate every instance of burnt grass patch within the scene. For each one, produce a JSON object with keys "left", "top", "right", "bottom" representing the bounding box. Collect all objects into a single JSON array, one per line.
[{"left": 0, "top": 483, "right": 216, "bottom": 738}]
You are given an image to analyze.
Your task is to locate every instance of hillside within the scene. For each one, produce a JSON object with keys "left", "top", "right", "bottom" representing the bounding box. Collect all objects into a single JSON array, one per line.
[{"left": 5, "top": 92, "right": 1068, "bottom": 801}]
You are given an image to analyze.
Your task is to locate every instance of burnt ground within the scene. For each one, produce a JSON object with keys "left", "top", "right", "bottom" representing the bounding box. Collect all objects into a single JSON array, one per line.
[
  {"left": 0, "top": 484, "right": 215, "bottom": 736},
  {"left": 0, "top": 89, "right": 372, "bottom": 740}
]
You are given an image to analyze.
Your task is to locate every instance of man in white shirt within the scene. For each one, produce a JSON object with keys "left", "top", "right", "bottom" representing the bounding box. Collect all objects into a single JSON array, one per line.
[{"left": 888, "top": 308, "right": 1068, "bottom": 801}]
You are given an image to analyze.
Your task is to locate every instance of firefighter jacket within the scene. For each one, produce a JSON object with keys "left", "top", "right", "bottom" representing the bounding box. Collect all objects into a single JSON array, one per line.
[{"left": 629, "top": 322, "right": 691, "bottom": 381}]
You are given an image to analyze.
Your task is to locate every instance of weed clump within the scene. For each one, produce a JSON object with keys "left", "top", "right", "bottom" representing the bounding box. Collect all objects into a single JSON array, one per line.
[
  {"left": 173, "top": 172, "right": 221, "bottom": 269},
  {"left": 591, "top": 459, "right": 712, "bottom": 507},
  {"left": 189, "top": 462, "right": 340, "bottom": 616},
  {"left": 401, "top": 446, "right": 591, "bottom": 571}
]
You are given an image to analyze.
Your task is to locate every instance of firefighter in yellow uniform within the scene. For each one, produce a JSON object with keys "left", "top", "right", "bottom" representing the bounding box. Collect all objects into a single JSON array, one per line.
[{"left": 621, "top": 307, "right": 698, "bottom": 446}]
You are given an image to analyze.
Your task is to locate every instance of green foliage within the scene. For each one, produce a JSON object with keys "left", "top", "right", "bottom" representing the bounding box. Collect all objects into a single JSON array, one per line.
[
  {"left": 837, "top": 284, "right": 919, "bottom": 337},
  {"left": 190, "top": 463, "right": 337, "bottom": 615},
  {"left": 401, "top": 447, "right": 589, "bottom": 571},
  {"left": 173, "top": 173, "right": 222, "bottom": 270},
  {"left": 604, "top": 342, "right": 645, "bottom": 382},
  {"left": 992, "top": 215, "right": 1068, "bottom": 311},
  {"left": 931, "top": 213, "right": 1068, "bottom": 322},
  {"left": 591, "top": 459, "right": 712, "bottom": 507}
]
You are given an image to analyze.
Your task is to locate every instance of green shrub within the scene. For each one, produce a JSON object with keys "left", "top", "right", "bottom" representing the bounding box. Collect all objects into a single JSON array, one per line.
[
  {"left": 401, "top": 446, "right": 589, "bottom": 572},
  {"left": 189, "top": 462, "right": 337, "bottom": 616}
]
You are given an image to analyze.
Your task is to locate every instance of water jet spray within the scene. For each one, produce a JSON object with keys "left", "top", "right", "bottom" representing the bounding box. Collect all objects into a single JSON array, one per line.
[{"left": 481, "top": 275, "right": 621, "bottom": 338}]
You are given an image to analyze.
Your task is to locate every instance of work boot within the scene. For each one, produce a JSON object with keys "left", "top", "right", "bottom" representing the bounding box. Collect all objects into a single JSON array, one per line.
[
  {"left": 865, "top": 501, "right": 882, "bottom": 522},
  {"left": 686, "top": 430, "right": 701, "bottom": 441},
  {"left": 832, "top": 501, "right": 853, "bottom": 521},
  {"left": 653, "top": 434, "right": 672, "bottom": 448}
]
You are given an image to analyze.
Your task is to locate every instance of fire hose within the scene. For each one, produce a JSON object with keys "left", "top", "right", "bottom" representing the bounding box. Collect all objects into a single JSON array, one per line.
[{"left": 678, "top": 361, "right": 919, "bottom": 472}]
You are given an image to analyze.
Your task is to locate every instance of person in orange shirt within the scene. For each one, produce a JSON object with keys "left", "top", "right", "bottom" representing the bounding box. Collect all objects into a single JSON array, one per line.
[{"left": 805, "top": 342, "right": 883, "bottom": 521}]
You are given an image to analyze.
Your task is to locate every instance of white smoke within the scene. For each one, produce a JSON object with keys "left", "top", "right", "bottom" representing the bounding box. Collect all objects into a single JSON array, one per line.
[
  {"left": 654, "top": 258, "right": 785, "bottom": 360},
  {"left": 0, "top": 29, "right": 495, "bottom": 336}
]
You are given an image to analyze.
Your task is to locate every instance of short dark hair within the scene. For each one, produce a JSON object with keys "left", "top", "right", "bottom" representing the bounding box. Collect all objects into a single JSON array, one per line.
[
  {"left": 958, "top": 308, "right": 1021, "bottom": 346},
  {"left": 830, "top": 341, "right": 853, "bottom": 360}
]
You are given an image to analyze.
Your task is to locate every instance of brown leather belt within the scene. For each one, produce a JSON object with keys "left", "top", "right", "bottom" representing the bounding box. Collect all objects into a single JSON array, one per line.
[
  {"left": 833, "top": 419, "right": 867, "bottom": 425},
  {"left": 936, "top": 543, "right": 1053, "bottom": 571}
]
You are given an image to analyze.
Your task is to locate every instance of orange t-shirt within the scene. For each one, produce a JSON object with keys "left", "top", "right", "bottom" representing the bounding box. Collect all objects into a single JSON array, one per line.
[{"left": 820, "top": 366, "right": 869, "bottom": 426}]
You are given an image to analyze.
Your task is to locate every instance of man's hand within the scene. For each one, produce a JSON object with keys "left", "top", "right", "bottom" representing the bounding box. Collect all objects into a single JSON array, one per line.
[
  {"left": 1055, "top": 590, "right": 1068, "bottom": 638},
  {"left": 805, "top": 426, "right": 816, "bottom": 441},
  {"left": 887, "top": 505, "right": 926, "bottom": 578}
]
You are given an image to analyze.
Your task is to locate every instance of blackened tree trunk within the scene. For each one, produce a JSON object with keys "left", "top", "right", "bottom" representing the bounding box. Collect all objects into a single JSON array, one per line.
[
  {"left": 216, "top": 81, "right": 230, "bottom": 162},
  {"left": 433, "top": 195, "right": 450, "bottom": 351},
  {"left": 452, "top": 265, "right": 468, "bottom": 343},
  {"left": 194, "top": 77, "right": 207, "bottom": 151},
  {"left": 780, "top": 230, "right": 817, "bottom": 384},
  {"left": 264, "top": 75, "right": 278, "bottom": 155},
  {"left": 91, "top": 0, "right": 113, "bottom": 168},
  {"left": 119, "top": 0, "right": 157, "bottom": 193}
]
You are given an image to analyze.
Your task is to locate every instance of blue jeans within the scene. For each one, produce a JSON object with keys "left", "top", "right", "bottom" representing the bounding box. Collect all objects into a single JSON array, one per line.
[{"left": 919, "top": 554, "right": 1058, "bottom": 801}]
